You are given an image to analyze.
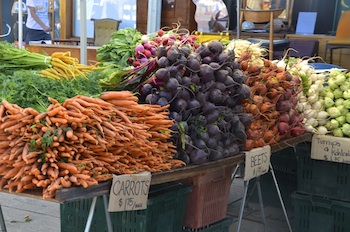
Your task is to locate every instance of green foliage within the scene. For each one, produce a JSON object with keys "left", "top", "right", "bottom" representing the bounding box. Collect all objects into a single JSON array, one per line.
[
  {"left": 0, "top": 70, "right": 104, "bottom": 112},
  {"left": 0, "top": 41, "right": 50, "bottom": 71},
  {"left": 96, "top": 28, "right": 142, "bottom": 67}
]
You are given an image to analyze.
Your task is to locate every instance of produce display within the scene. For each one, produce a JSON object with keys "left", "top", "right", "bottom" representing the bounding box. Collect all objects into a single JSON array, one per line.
[
  {"left": 94, "top": 28, "right": 252, "bottom": 164},
  {"left": 234, "top": 44, "right": 305, "bottom": 150},
  {"left": 0, "top": 42, "right": 98, "bottom": 79},
  {"left": 293, "top": 65, "right": 350, "bottom": 137},
  {"left": 0, "top": 91, "right": 183, "bottom": 199},
  {"left": 138, "top": 39, "right": 251, "bottom": 164},
  {"left": 0, "top": 26, "right": 348, "bottom": 198}
]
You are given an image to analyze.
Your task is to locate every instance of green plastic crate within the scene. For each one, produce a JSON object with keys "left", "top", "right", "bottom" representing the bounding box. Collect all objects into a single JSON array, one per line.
[
  {"left": 292, "top": 192, "right": 350, "bottom": 232},
  {"left": 182, "top": 218, "right": 233, "bottom": 232},
  {"left": 249, "top": 146, "right": 298, "bottom": 211},
  {"left": 296, "top": 142, "right": 350, "bottom": 201},
  {"left": 60, "top": 183, "right": 191, "bottom": 232}
]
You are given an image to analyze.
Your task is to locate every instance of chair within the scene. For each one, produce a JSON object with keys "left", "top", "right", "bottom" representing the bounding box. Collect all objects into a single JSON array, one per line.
[
  {"left": 240, "top": 8, "right": 290, "bottom": 60},
  {"left": 91, "top": 18, "right": 122, "bottom": 46},
  {"left": 239, "top": 0, "right": 295, "bottom": 60},
  {"left": 324, "top": 10, "right": 350, "bottom": 64}
]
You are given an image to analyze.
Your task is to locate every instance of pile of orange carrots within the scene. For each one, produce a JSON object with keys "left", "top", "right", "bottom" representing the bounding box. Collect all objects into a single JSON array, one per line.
[{"left": 0, "top": 91, "right": 184, "bottom": 199}]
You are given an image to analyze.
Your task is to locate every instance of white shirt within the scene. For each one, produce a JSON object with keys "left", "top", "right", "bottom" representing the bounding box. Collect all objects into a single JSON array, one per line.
[{"left": 26, "top": 0, "right": 50, "bottom": 30}]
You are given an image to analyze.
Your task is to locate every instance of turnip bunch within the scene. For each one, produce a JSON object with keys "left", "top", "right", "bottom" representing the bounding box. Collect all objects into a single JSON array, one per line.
[
  {"left": 226, "top": 39, "right": 267, "bottom": 68},
  {"left": 317, "top": 69, "right": 350, "bottom": 137},
  {"left": 285, "top": 58, "right": 328, "bottom": 135}
]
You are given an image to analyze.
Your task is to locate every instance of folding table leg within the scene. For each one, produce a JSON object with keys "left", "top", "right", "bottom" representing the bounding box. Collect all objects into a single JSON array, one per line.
[
  {"left": 269, "top": 163, "right": 293, "bottom": 232},
  {"left": 102, "top": 195, "right": 113, "bottom": 232},
  {"left": 237, "top": 179, "right": 250, "bottom": 232},
  {"left": 237, "top": 177, "right": 267, "bottom": 232},
  {"left": 84, "top": 196, "right": 97, "bottom": 232},
  {"left": 0, "top": 204, "right": 6, "bottom": 232},
  {"left": 231, "top": 163, "right": 241, "bottom": 182}
]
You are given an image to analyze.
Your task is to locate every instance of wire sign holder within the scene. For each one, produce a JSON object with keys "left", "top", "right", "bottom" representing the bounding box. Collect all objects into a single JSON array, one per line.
[{"left": 232, "top": 145, "right": 293, "bottom": 232}]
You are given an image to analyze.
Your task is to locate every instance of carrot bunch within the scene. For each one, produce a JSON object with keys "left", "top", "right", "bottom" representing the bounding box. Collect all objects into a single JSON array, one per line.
[
  {"left": 40, "top": 51, "right": 103, "bottom": 79},
  {"left": 0, "top": 91, "right": 184, "bottom": 199}
]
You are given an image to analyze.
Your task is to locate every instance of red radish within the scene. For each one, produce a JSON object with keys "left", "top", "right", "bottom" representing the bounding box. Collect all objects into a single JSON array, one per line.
[
  {"left": 279, "top": 112, "right": 290, "bottom": 123},
  {"left": 290, "top": 126, "right": 305, "bottom": 136},
  {"left": 135, "top": 44, "right": 145, "bottom": 53},
  {"left": 127, "top": 57, "right": 134, "bottom": 64},
  {"left": 277, "top": 122, "right": 290, "bottom": 135},
  {"left": 157, "top": 29, "right": 164, "bottom": 37},
  {"left": 143, "top": 49, "right": 152, "bottom": 58},
  {"left": 143, "top": 42, "right": 152, "bottom": 50},
  {"left": 132, "top": 60, "right": 140, "bottom": 67}
]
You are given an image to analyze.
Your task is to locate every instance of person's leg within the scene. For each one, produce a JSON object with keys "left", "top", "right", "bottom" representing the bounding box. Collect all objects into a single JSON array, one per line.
[
  {"left": 25, "top": 29, "right": 52, "bottom": 44},
  {"left": 24, "top": 28, "right": 34, "bottom": 45}
]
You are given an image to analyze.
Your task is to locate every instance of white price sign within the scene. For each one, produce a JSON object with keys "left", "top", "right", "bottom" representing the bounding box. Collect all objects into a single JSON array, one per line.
[
  {"left": 108, "top": 172, "right": 151, "bottom": 212},
  {"left": 312, "top": 134, "right": 350, "bottom": 163},
  {"left": 244, "top": 145, "right": 271, "bottom": 181}
]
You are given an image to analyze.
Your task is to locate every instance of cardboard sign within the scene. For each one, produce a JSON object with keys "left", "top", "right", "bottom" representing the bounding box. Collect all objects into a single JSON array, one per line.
[
  {"left": 311, "top": 134, "right": 350, "bottom": 164},
  {"left": 244, "top": 145, "right": 271, "bottom": 181},
  {"left": 108, "top": 172, "right": 151, "bottom": 212}
]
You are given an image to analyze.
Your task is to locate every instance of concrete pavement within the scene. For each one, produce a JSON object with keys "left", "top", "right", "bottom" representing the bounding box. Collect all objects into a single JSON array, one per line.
[{"left": 0, "top": 192, "right": 60, "bottom": 232}]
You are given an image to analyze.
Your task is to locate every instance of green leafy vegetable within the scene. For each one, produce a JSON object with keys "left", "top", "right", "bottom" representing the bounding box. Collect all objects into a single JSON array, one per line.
[
  {"left": 0, "top": 41, "right": 51, "bottom": 71},
  {"left": 97, "top": 28, "right": 143, "bottom": 67},
  {"left": 0, "top": 70, "right": 104, "bottom": 111}
]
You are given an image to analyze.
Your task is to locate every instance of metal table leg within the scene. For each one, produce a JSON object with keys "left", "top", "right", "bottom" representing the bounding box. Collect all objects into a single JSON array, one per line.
[
  {"left": 0, "top": 204, "right": 7, "bottom": 232},
  {"left": 270, "top": 163, "right": 293, "bottom": 232},
  {"left": 237, "top": 179, "right": 250, "bottom": 232},
  {"left": 231, "top": 163, "right": 241, "bottom": 182},
  {"left": 256, "top": 177, "right": 267, "bottom": 232},
  {"left": 237, "top": 177, "right": 267, "bottom": 232},
  {"left": 235, "top": 163, "right": 293, "bottom": 232},
  {"left": 84, "top": 196, "right": 97, "bottom": 232},
  {"left": 102, "top": 195, "right": 113, "bottom": 232},
  {"left": 83, "top": 195, "right": 113, "bottom": 232}
]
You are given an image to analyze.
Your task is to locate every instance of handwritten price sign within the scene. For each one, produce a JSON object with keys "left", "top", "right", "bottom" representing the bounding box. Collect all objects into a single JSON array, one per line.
[
  {"left": 312, "top": 135, "right": 350, "bottom": 164},
  {"left": 244, "top": 145, "right": 271, "bottom": 181},
  {"left": 108, "top": 172, "right": 151, "bottom": 212}
]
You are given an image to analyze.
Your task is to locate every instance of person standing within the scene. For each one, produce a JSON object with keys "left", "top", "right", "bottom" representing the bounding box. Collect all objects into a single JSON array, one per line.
[{"left": 25, "top": 0, "right": 52, "bottom": 44}]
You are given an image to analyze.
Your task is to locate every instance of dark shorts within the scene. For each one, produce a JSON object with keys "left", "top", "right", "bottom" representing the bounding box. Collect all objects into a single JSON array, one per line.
[{"left": 25, "top": 27, "right": 52, "bottom": 44}]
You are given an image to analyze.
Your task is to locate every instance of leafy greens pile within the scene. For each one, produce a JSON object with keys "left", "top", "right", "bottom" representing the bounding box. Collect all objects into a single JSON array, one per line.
[
  {"left": 0, "top": 70, "right": 104, "bottom": 112},
  {"left": 96, "top": 28, "right": 143, "bottom": 67}
]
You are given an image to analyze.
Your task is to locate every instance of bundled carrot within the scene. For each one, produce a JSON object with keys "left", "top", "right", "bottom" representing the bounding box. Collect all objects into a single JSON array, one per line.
[
  {"left": 0, "top": 42, "right": 100, "bottom": 79},
  {"left": 0, "top": 91, "right": 184, "bottom": 199},
  {"left": 40, "top": 51, "right": 103, "bottom": 79}
]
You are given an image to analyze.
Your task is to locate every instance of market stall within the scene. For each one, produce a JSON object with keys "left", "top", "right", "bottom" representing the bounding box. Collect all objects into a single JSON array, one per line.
[
  {"left": 0, "top": 133, "right": 312, "bottom": 232},
  {"left": 0, "top": 22, "right": 349, "bottom": 231}
]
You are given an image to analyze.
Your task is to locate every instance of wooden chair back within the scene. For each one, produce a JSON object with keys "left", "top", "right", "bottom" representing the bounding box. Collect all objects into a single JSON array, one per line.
[{"left": 91, "top": 18, "right": 122, "bottom": 46}]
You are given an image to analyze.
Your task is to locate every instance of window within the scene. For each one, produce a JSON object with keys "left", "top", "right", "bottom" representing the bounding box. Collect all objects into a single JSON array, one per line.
[
  {"left": 192, "top": 0, "right": 228, "bottom": 32},
  {"left": 73, "top": 0, "right": 136, "bottom": 38}
]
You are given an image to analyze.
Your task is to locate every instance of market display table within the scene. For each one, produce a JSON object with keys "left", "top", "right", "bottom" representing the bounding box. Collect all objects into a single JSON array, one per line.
[
  {"left": 233, "top": 132, "right": 312, "bottom": 232},
  {"left": 0, "top": 133, "right": 312, "bottom": 231},
  {"left": 55, "top": 132, "right": 312, "bottom": 202}
]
